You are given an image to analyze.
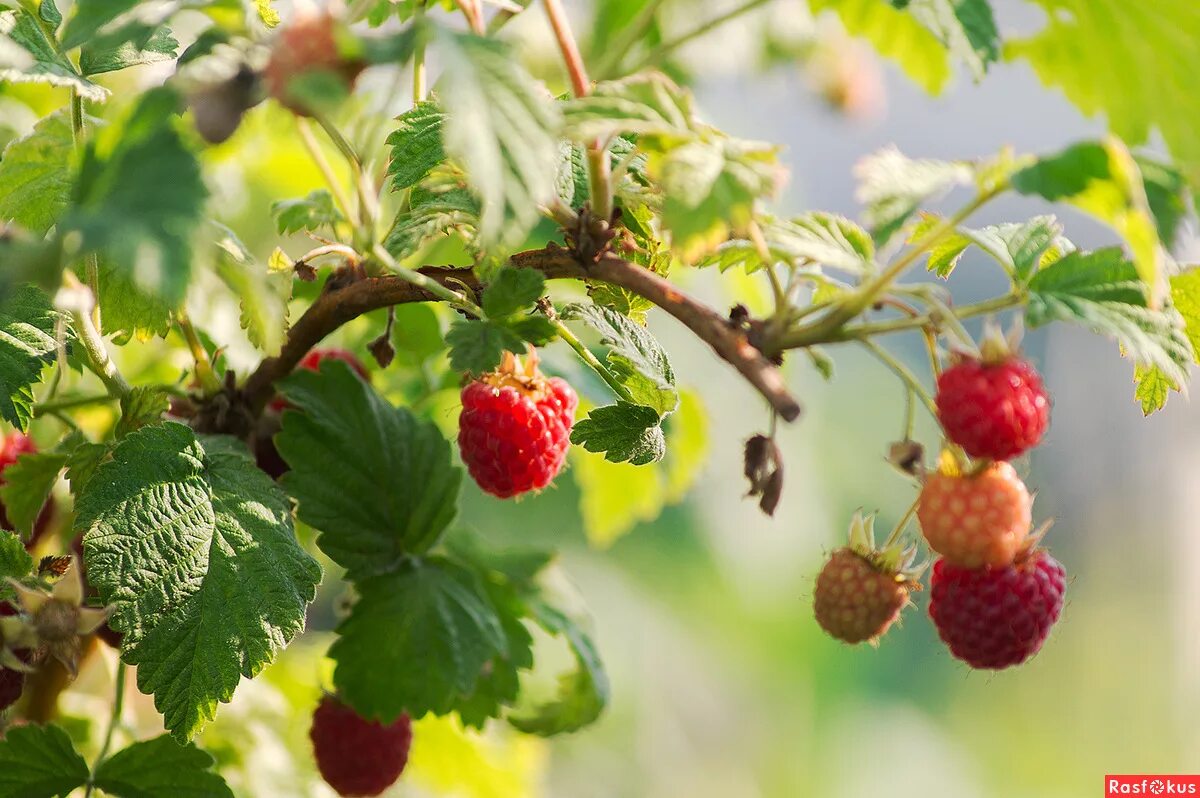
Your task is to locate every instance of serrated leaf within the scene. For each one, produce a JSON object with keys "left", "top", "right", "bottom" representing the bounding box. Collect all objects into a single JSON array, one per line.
[
  {"left": 384, "top": 184, "right": 480, "bottom": 260},
  {"left": 570, "top": 402, "right": 665, "bottom": 465},
  {"left": 1027, "top": 248, "right": 1192, "bottom": 386},
  {"left": 331, "top": 556, "right": 506, "bottom": 722},
  {"left": 560, "top": 72, "right": 694, "bottom": 143},
  {"left": 386, "top": 101, "right": 446, "bottom": 191},
  {"left": 94, "top": 735, "right": 233, "bottom": 798},
  {"left": 77, "top": 423, "right": 321, "bottom": 741},
  {"left": 1137, "top": 268, "right": 1200, "bottom": 414},
  {"left": 0, "top": 531, "right": 33, "bottom": 602},
  {"left": 855, "top": 146, "right": 973, "bottom": 244},
  {"left": 904, "top": 0, "right": 999, "bottom": 80},
  {"left": 916, "top": 213, "right": 1062, "bottom": 281},
  {"left": 563, "top": 303, "right": 677, "bottom": 415},
  {"left": 445, "top": 319, "right": 523, "bottom": 374},
  {"left": 0, "top": 109, "right": 73, "bottom": 235},
  {"left": 910, "top": 213, "right": 970, "bottom": 278},
  {"left": 65, "top": 440, "right": 107, "bottom": 497},
  {"left": 277, "top": 360, "right": 461, "bottom": 575},
  {"left": 779, "top": 212, "right": 876, "bottom": 272},
  {"left": 0, "top": 449, "right": 63, "bottom": 537},
  {"left": 79, "top": 25, "right": 178, "bottom": 75},
  {"left": 270, "top": 190, "right": 344, "bottom": 236},
  {"left": 436, "top": 29, "right": 560, "bottom": 253},
  {"left": 68, "top": 88, "right": 207, "bottom": 337},
  {"left": 811, "top": 0, "right": 951, "bottom": 94},
  {"left": 1007, "top": 0, "right": 1200, "bottom": 204},
  {"left": 1133, "top": 362, "right": 1174, "bottom": 416},
  {"left": 0, "top": 284, "right": 63, "bottom": 431},
  {"left": 116, "top": 386, "right": 169, "bottom": 438},
  {"left": 0, "top": 9, "right": 108, "bottom": 101},
  {"left": 508, "top": 598, "right": 608, "bottom": 736},
  {"left": 482, "top": 268, "right": 544, "bottom": 318},
  {"left": 455, "top": 578, "right": 534, "bottom": 729},
  {"left": 0, "top": 724, "right": 88, "bottom": 798}
]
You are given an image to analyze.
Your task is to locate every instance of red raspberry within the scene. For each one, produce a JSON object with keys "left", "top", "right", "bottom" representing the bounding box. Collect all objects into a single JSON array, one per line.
[
  {"left": 928, "top": 549, "right": 1066, "bottom": 669},
  {"left": 814, "top": 549, "right": 912, "bottom": 644},
  {"left": 264, "top": 11, "right": 365, "bottom": 117},
  {"left": 310, "top": 695, "right": 412, "bottom": 797},
  {"left": 917, "top": 461, "right": 1032, "bottom": 569},
  {"left": 0, "top": 432, "right": 53, "bottom": 549},
  {"left": 458, "top": 352, "right": 577, "bottom": 499},
  {"left": 935, "top": 356, "right": 1050, "bottom": 461}
]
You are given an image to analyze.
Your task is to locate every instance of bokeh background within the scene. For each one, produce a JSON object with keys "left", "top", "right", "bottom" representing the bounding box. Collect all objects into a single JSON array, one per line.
[{"left": 6, "top": 1, "right": 1197, "bottom": 796}]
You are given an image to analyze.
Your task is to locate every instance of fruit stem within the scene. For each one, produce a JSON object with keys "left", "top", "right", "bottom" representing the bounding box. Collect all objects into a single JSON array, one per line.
[
  {"left": 370, "top": 243, "right": 486, "bottom": 318},
  {"left": 631, "top": 0, "right": 774, "bottom": 72},
  {"left": 176, "top": 316, "right": 222, "bottom": 397},
  {"left": 542, "top": 306, "right": 636, "bottom": 403},
  {"left": 858, "top": 338, "right": 938, "bottom": 423},
  {"left": 83, "top": 662, "right": 126, "bottom": 797},
  {"left": 883, "top": 496, "right": 920, "bottom": 550},
  {"left": 59, "top": 279, "right": 130, "bottom": 399},
  {"left": 412, "top": 3, "right": 428, "bottom": 103}
]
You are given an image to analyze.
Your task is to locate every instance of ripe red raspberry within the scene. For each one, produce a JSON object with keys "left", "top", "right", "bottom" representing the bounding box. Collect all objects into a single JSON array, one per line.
[
  {"left": 917, "top": 461, "right": 1032, "bottom": 569},
  {"left": 928, "top": 549, "right": 1066, "bottom": 669},
  {"left": 264, "top": 11, "right": 364, "bottom": 117},
  {"left": 310, "top": 695, "right": 412, "bottom": 797},
  {"left": 935, "top": 355, "right": 1049, "bottom": 461},
  {"left": 458, "top": 352, "right": 577, "bottom": 499},
  {"left": 0, "top": 432, "right": 53, "bottom": 549}
]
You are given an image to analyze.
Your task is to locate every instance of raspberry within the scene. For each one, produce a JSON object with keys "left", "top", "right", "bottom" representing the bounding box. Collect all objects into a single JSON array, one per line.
[
  {"left": 458, "top": 352, "right": 577, "bottom": 499},
  {"left": 917, "top": 461, "right": 1032, "bottom": 569},
  {"left": 935, "top": 355, "right": 1049, "bottom": 461},
  {"left": 264, "top": 11, "right": 364, "bottom": 117},
  {"left": 0, "top": 432, "right": 53, "bottom": 548},
  {"left": 310, "top": 695, "right": 412, "bottom": 797},
  {"left": 928, "top": 549, "right": 1066, "bottom": 669}
]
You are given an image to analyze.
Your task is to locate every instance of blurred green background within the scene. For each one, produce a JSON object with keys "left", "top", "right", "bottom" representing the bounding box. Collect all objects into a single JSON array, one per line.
[{"left": 7, "top": 1, "right": 1198, "bottom": 796}]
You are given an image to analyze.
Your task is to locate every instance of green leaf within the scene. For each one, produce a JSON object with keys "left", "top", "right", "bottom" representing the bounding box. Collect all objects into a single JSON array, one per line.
[
  {"left": 270, "top": 190, "right": 344, "bottom": 236},
  {"left": 0, "top": 9, "right": 108, "bottom": 101},
  {"left": 116, "top": 386, "right": 170, "bottom": 438},
  {"left": 0, "top": 531, "right": 34, "bottom": 602},
  {"left": 1133, "top": 362, "right": 1174, "bottom": 416},
  {"left": 904, "top": 0, "right": 999, "bottom": 80},
  {"left": 94, "top": 735, "right": 233, "bottom": 798},
  {"left": 211, "top": 224, "right": 292, "bottom": 356},
  {"left": 1136, "top": 268, "right": 1200, "bottom": 414},
  {"left": 0, "top": 449, "right": 63, "bottom": 537},
  {"left": 331, "top": 557, "right": 507, "bottom": 722},
  {"left": 563, "top": 303, "right": 677, "bottom": 415},
  {"left": 384, "top": 184, "right": 480, "bottom": 260},
  {"left": 454, "top": 577, "right": 535, "bottom": 729},
  {"left": 855, "top": 146, "right": 973, "bottom": 244},
  {"left": 390, "top": 304, "right": 444, "bottom": 365},
  {"left": 445, "top": 319, "right": 522, "bottom": 374},
  {"left": 777, "top": 212, "right": 875, "bottom": 273},
  {"left": 811, "top": 0, "right": 951, "bottom": 94},
  {"left": 910, "top": 214, "right": 970, "bottom": 278},
  {"left": 68, "top": 88, "right": 207, "bottom": 337},
  {"left": 0, "top": 724, "right": 88, "bottom": 798},
  {"left": 0, "top": 109, "right": 73, "bottom": 235},
  {"left": 1006, "top": 0, "right": 1200, "bottom": 203},
  {"left": 386, "top": 101, "right": 446, "bottom": 191},
  {"left": 508, "top": 598, "right": 608, "bottom": 736},
  {"left": 77, "top": 423, "right": 321, "bottom": 741},
  {"left": 79, "top": 25, "right": 177, "bottom": 75},
  {"left": 1027, "top": 248, "right": 1192, "bottom": 385},
  {"left": 570, "top": 402, "right": 666, "bottom": 466},
  {"left": 915, "top": 213, "right": 1062, "bottom": 281},
  {"left": 65, "top": 440, "right": 107, "bottom": 498},
  {"left": 482, "top": 268, "right": 544, "bottom": 318},
  {"left": 277, "top": 360, "right": 462, "bottom": 575},
  {"left": 560, "top": 72, "right": 695, "bottom": 143},
  {"left": 436, "top": 30, "right": 560, "bottom": 253},
  {"left": 0, "top": 284, "right": 63, "bottom": 431}
]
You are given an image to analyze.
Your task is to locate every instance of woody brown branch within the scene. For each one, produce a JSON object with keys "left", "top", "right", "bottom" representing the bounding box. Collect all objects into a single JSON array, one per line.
[{"left": 241, "top": 248, "right": 802, "bottom": 422}]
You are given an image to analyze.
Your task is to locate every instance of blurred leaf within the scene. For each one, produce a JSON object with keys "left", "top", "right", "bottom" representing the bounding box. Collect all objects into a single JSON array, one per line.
[
  {"left": 278, "top": 360, "right": 462, "bottom": 576},
  {"left": 77, "top": 423, "right": 321, "bottom": 741},
  {"left": 387, "top": 101, "right": 446, "bottom": 192},
  {"left": 94, "top": 735, "right": 233, "bottom": 798},
  {"left": 0, "top": 284, "right": 64, "bottom": 431},
  {"left": 79, "top": 25, "right": 177, "bottom": 75},
  {"left": 482, "top": 268, "right": 544, "bottom": 318},
  {"left": 1133, "top": 362, "right": 1173, "bottom": 416},
  {"left": 332, "top": 557, "right": 507, "bottom": 722},
  {"left": 560, "top": 72, "right": 694, "bottom": 143},
  {"left": 0, "top": 8, "right": 108, "bottom": 101},
  {"left": 270, "top": 189, "right": 344, "bottom": 235},
  {"left": 0, "top": 724, "right": 88, "bottom": 798},
  {"left": 571, "top": 402, "right": 665, "bottom": 465},
  {"left": 910, "top": 213, "right": 970, "bottom": 278},
  {"left": 1007, "top": 0, "right": 1200, "bottom": 200},
  {"left": 914, "top": 212, "right": 1062, "bottom": 281},
  {"left": 0, "top": 109, "right": 73, "bottom": 235},
  {"left": 904, "top": 0, "right": 999, "bottom": 79},
  {"left": 811, "top": 0, "right": 951, "bottom": 94},
  {"left": 1136, "top": 268, "right": 1200, "bottom": 414},
  {"left": 391, "top": 304, "right": 444, "bottom": 365},
  {"left": 436, "top": 29, "right": 560, "bottom": 253},
  {"left": 385, "top": 184, "right": 479, "bottom": 261},
  {"left": 662, "top": 388, "right": 708, "bottom": 503},
  {"left": 855, "top": 147, "right": 973, "bottom": 244},
  {"left": 563, "top": 302, "right": 677, "bottom": 415},
  {"left": 211, "top": 223, "right": 292, "bottom": 356},
  {"left": 0, "top": 449, "right": 63, "bottom": 538},
  {"left": 0, "top": 531, "right": 34, "bottom": 601}
]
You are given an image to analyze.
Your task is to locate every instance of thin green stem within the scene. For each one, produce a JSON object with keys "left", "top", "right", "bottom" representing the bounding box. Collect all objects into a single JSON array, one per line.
[
  {"left": 826, "top": 292, "right": 1022, "bottom": 344},
  {"left": 315, "top": 115, "right": 380, "bottom": 248},
  {"left": 176, "top": 317, "right": 221, "bottom": 396},
  {"left": 545, "top": 311, "right": 635, "bottom": 402},
  {"left": 296, "top": 118, "right": 356, "bottom": 229},
  {"left": 84, "top": 662, "right": 126, "bottom": 797},
  {"left": 631, "top": 0, "right": 774, "bottom": 71},
  {"left": 371, "top": 243, "right": 485, "bottom": 317},
  {"left": 883, "top": 496, "right": 921, "bottom": 550},
  {"left": 33, "top": 392, "right": 115, "bottom": 416},
  {"left": 67, "top": 288, "right": 130, "bottom": 398},
  {"left": 859, "top": 338, "right": 938, "bottom": 423},
  {"left": 592, "top": 0, "right": 668, "bottom": 79}
]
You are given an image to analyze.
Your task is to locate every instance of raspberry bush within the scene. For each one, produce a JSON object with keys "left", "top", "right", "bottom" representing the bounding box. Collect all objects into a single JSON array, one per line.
[{"left": 0, "top": 0, "right": 1196, "bottom": 793}]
